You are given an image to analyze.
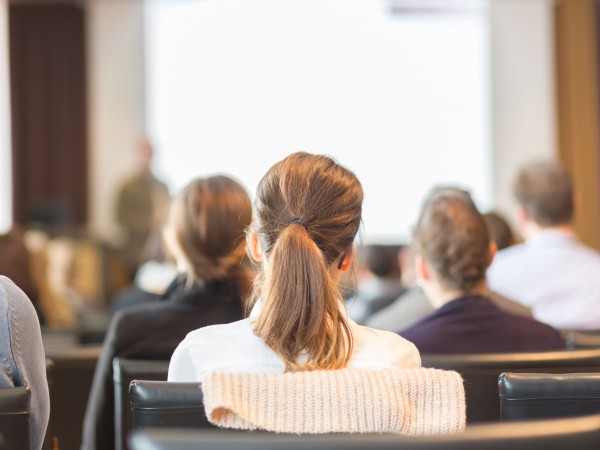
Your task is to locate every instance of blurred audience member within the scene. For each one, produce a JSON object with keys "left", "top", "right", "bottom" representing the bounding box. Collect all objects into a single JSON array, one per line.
[
  {"left": 82, "top": 175, "right": 252, "bottom": 450},
  {"left": 116, "top": 137, "right": 170, "bottom": 278},
  {"left": 483, "top": 211, "right": 516, "bottom": 250},
  {"left": 0, "top": 276, "right": 49, "bottom": 450},
  {"left": 488, "top": 162, "right": 600, "bottom": 330},
  {"left": 346, "top": 245, "right": 405, "bottom": 324},
  {"left": 110, "top": 226, "right": 177, "bottom": 316},
  {"left": 367, "top": 208, "right": 529, "bottom": 332},
  {"left": 25, "top": 231, "right": 78, "bottom": 328},
  {"left": 109, "top": 261, "right": 177, "bottom": 316},
  {"left": 0, "top": 227, "right": 44, "bottom": 322},
  {"left": 399, "top": 187, "right": 564, "bottom": 353}
]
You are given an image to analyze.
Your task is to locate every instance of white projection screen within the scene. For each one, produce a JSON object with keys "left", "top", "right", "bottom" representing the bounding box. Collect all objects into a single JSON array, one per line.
[{"left": 145, "top": 0, "right": 492, "bottom": 243}]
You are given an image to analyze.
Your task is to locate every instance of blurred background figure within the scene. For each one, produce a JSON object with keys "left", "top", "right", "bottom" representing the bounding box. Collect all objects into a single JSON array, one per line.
[
  {"left": 400, "top": 187, "right": 564, "bottom": 354},
  {"left": 82, "top": 175, "right": 253, "bottom": 450},
  {"left": 109, "top": 225, "right": 177, "bottom": 316},
  {"left": 366, "top": 206, "right": 530, "bottom": 332},
  {"left": 346, "top": 244, "right": 405, "bottom": 324},
  {"left": 483, "top": 211, "right": 517, "bottom": 250},
  {"left": 488, "top": 161, "right": 600, "bottom": 330},
  {"left": 0, "top": 227, "right": 44, "bottom": 322},
  {"left": 116, "top": 137, "right": 170, "bottom": 280}
]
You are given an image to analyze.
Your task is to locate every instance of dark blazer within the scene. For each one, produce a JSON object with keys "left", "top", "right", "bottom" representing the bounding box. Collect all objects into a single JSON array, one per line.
[
  {"left": 81, "top": 276, "right": 244, "bottom": 450},
  {"left": 399, "top": 295, "right": 565, "bottom": 354}
]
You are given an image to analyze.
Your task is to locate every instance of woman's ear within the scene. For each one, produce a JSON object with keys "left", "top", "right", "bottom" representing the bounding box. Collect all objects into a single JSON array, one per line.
[
  {"left": 339, "top": 244, "right": 356, "bottom": 272},
  {"left": 248, "top": 231, "right": 263, "bottom": 262}
]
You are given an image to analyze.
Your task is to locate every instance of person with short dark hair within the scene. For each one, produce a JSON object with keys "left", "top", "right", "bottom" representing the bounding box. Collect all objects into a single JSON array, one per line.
[
  {"left": 482, "top": 211, "right": 515, "bottom": 251},
  {"left": 488, "top": 161, "right": 600, "bottom": 330},
  {"left": 399, "top": 187, "right": 564, "bottom": 354},
  {"left": 345, "top": 244, "right": 406, "bottom": 324}
]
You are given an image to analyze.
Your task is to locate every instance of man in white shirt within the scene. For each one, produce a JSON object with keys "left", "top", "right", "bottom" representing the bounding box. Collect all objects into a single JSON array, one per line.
[{"left": 488, "top": 161, "right": 600, "bottom": 330}]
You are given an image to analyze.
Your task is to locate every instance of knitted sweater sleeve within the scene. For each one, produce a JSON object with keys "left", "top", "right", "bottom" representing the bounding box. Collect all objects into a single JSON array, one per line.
[{"left": 0, "top": 276, "right": 50, "bottom": 450}]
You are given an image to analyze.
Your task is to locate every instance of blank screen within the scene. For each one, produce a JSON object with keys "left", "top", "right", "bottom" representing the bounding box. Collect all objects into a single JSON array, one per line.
[{"left": 145, "top": 0, "right": 492, "bottom": 243}]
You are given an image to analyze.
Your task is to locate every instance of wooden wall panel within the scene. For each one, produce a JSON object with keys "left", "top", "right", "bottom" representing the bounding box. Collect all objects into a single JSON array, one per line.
[
  {"left": 555, "top": 0, "right": 600, "bottom": 249},
  {"left": 9, "top": 3, "right": 88, "bottom": 226}
]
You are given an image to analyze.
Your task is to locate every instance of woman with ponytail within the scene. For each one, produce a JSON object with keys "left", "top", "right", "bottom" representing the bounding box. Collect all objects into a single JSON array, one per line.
[
  {"left": 169, "top": 152, "right": 420, "bottom": 379},
  {"left": 83, "top": 175, "right": 252, "bottom": 450}
]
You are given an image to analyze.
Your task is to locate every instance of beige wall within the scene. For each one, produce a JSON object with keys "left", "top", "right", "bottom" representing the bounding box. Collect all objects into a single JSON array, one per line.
[
  {"left": 490, "top": 0, "right": 557, "bottom": 227},
  {"left": 85, "top": 0, "right": 560, "bottom": 241},
  {"left": 87, "top": 0, "right": 146, "bottom": 243}
]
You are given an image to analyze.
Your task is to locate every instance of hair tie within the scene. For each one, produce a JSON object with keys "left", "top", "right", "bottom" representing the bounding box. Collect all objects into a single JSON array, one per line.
[{"left": 289, "top": 217, "right": 308, "bottom": 230}]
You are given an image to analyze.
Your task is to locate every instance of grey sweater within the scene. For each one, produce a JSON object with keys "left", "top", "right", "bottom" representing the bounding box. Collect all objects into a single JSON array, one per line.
[{"left": 0, "top": 276, "right": 49, "bottom": 450}]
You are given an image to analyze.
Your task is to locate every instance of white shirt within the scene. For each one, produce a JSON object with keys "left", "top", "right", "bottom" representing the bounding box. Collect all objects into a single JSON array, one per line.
[
  {"left": 487, "top": 229, "right": 600, "bottom": 330},
  {"left": 168, "top": 301, "right": 421, "bottom": 381}
]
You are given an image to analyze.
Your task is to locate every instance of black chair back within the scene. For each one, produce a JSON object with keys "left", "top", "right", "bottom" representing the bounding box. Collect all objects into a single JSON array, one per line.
[
  {"left": 499, "top": 372, "right": 600, "bottom": 421},
  {"left": 129, "top": 380, "right": 214, "bottom": 431},
  {"left": 129, "top": 414, "right": 600, "bottom": 450},
  {"left": 113, "top": 359, "right": 169, "bottom": 450},
  {"left": 46, "top": 346, "right": 101, "bottom": 450},
  {"left": 0, "top": 386, "right": 30, "bottom": 450},
  {"left": 422, "top": 349, "right": 600, "bottom": 422},
  {"left": 564, "top": 330, "right": 600, "bottom": 349}
]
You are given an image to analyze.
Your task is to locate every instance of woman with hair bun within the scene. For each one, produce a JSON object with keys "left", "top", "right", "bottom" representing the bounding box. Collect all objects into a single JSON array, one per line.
[
  {"left": 169, "top": 152, "right": 420, "bottom": 379},
  {"left": 82, "top": 175, "right": 252, "bottom": 450},
  {"left": 400, "top": 187, "right": 564, "bottom": 354}
]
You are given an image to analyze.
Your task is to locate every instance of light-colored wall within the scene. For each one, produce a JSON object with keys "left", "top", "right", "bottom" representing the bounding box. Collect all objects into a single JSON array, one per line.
[
  {"left": 85, "top": 0, "right": 559, "bottom": 241},
  {"left": 0, "top": 0, "right": 12, "bottom": 233},
  {"left": 87, "top": 0, "right": 146, "bottom": 243},
  {"left": 489, "top": 0, "right": 557, "bottom": 226}
]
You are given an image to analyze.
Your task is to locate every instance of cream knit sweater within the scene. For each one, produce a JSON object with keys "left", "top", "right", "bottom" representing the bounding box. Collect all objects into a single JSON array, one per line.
[{"left": 201, "top": 368, "right": 465, "bottom": 435}]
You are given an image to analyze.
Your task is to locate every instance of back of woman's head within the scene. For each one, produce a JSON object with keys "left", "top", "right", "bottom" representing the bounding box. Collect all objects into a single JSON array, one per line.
[
  {"left": 250, "top": 152, "right": 363, "bottom": 371},
  {"left": 164, "top": 175, "right": 252, "bottom": 288},
  {"left": 413, "top": 187, "right": 490, "bottom": 293}
]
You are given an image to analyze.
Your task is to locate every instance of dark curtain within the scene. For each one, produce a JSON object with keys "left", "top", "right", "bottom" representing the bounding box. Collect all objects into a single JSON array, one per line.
[{"left": 9, "top": 3, "right": 87, "bottom": 226}]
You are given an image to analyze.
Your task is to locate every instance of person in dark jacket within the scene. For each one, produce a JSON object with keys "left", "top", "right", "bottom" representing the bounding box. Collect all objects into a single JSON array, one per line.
[
  {"left": 400, "top": 187, "right": 564, "bottom": 354},
  {"left": 81, "top": 175, "right": 253, "bottom": 450}
]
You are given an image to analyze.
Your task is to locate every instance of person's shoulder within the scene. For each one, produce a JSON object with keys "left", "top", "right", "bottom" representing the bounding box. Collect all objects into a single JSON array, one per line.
[
  {"left": 113, "top": 299, "right": 168, "bottom": 323},
  {"left": 0, "top": 276, "right": 36, "bottom": 315},
  {"left": 355, "top": 324, "right": 421, "bottom": 367},
  {"left": 571, "top": 240, "right": 600, "bottom": 264},
  {"left": 493, "top": 242, "right": 529, "bottom": 263},
  {"left": 0, "top": 275, "right": 19, "bottom": 295},
  {"left": 512, "top": 314, "right": 564, "bottom": 347},
  {"left": 188, "top": 318, "right": 250, "bottom": 339}
]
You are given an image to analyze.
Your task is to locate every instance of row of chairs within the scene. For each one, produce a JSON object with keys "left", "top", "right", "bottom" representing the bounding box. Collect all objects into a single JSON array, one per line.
[
  {"left": 129, "top": 414, "right": 600, "bottom": 450},
  {"left": 127, "top": 372, "right": 600, "bottom": 431},
  {"left": 125, "top": 374, "right": 600, "bottom": 449},
  {"left": 6, "top": 342, "right": 600, "bottom": 450},
  {"left": 110, "top": 349, "right": 600, "bottom": 448}
]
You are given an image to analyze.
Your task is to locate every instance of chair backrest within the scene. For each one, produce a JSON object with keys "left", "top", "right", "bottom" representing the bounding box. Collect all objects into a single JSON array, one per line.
[
  {"left": 129, "top": 414, "right": 600, "bottom": 450},
  {"left": 45, "top": 346, "right": 101, "bottom": 450},
  {"left": 422, "top": 349, "right": 600, "bottom": 422},
  {"left": 499, "top": 372, "right": 600, "bottom": 421},
  {"left": 113, "top": 359, "right": 169, "bottom": 450},
  {"left": 0, "top": 386, "right": 30, "bottom": 450},
  {"left": 129, "top": 380, "right": 214, "bottom": 432},
  {"left": 564, "top": 331, "right": 600, "bottom": 350}
]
